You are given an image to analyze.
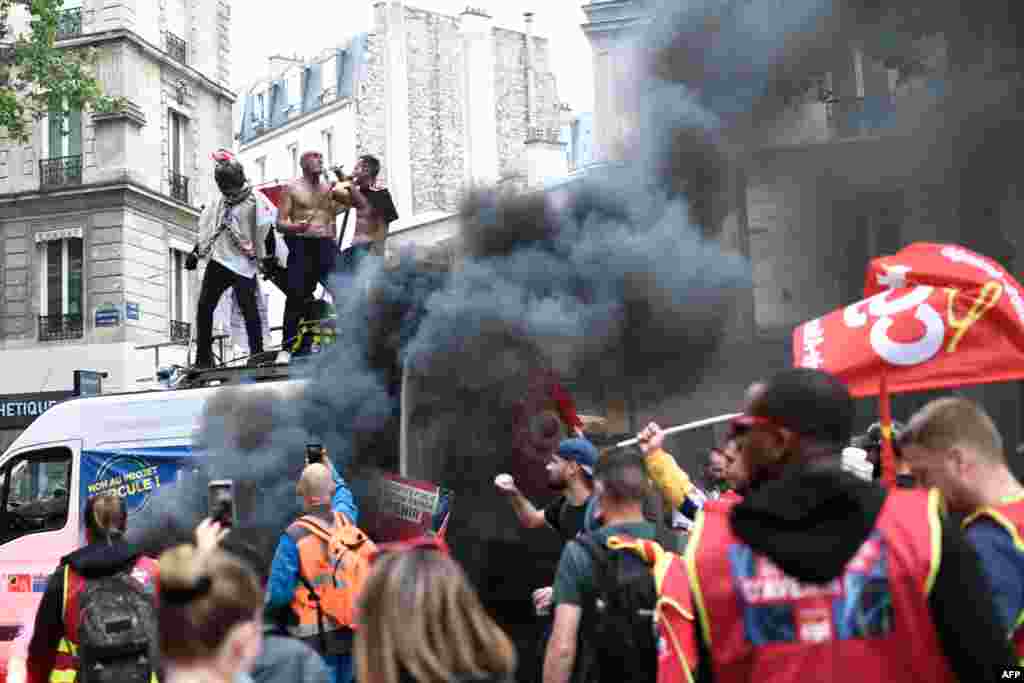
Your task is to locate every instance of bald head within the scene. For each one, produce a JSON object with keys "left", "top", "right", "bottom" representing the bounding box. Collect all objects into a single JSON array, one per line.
[{"left": 298, "top": 463, "right": 335, "bottom": 509}]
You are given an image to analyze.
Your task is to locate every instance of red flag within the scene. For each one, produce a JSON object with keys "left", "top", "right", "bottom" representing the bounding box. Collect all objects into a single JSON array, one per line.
[
  {"left": 878, "top": 372, "right": 896, "bottom": 488},
  {"left": 550, "top": 380, "right": 584, "bottom": 432},
  {"left": 793, "top": 243, "right": 1024, "bottom": 397}
]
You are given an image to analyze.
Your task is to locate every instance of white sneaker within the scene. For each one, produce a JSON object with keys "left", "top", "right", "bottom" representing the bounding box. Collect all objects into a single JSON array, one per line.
[{"left": 276, "top": 350, "right": 291, "bottom": 364}]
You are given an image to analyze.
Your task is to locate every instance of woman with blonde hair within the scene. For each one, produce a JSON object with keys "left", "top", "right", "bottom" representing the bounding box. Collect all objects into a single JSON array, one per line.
[
  {"left": 355, "top": 538, "right": 517, "bottom": 683},
  {"left": 158, "top": 520, "right": 265, "bottom": 683}
]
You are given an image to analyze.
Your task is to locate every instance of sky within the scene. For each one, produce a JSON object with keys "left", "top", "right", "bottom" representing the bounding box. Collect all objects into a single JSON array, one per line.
[{"left": 230, "top": 0, "right": 595, "bottom": 114}]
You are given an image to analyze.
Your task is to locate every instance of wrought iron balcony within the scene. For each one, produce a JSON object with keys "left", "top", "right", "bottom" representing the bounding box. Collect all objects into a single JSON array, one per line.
[
  {"left": 526, "top": 126, "right": 563, "bottom": 144},
  {"left": 38, "top": 314, "right": 84, "bottom": 341},
  {"left": 39, "top": 155, "right": 82, "bottom": 190},
  {"left": 169, "top": 171, "right": 189, "bottom": 204},
  {"left": 165, "top": 31, "right": 187, "bottom": 64},
  {"left": 55, "top": 8, "right": 83, "bottom": 40},
  {"left": 170, "top": 320, "right": 191, "bottom": 343}
]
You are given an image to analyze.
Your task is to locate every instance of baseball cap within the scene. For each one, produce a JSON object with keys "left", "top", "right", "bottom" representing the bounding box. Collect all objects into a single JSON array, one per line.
[
  {"left": 557, "top": 438, "right": 598, "bottom": 477},
  {"left": 732, "top": 368, "right": 854, "bottom": 445}
]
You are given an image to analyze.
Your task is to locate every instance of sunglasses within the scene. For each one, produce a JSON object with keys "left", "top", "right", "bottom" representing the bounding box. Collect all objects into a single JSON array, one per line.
[
  {"left": 728, "top": 414, "right": 788, "bottom": 439},
  {"left": 368, "top": 534, "right": 449, "bottom": 565}
]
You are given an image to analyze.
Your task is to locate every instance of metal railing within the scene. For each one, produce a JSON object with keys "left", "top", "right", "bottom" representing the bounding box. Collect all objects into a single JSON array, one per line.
[
  {"left": 165, "top": 32, "right": 187, "bottom": 64},
  {"left": 527, "top": 126, "right": 562, "bottom": 144},
  {"left": 169, "top": 170, "right": 189, "bottom": 204},
  {"left": 170, "top": 320, "right": 191, "bottom": 343},
  {"left": 39, "top": 155, "right": 82, "bottom": 189},
  {"left": 38, "top": 314, "right": 83, "bottom": 341},
  {"left": 55, "top": 8, "right": 83, "bottom": 40}
]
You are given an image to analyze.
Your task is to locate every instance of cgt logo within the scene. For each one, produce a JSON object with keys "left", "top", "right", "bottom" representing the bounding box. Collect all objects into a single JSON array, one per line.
[{"left": 844, "top": 264, "right": 1003, "bottom": 367}]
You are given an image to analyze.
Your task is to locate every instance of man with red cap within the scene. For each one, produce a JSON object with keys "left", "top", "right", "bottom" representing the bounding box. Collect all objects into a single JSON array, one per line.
[{"left": 660, "top": 368, "right": 1014, "bottom": 683}]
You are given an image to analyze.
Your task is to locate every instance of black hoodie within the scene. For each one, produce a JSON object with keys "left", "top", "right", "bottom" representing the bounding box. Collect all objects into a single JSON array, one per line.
[
  {"left": 693, "top": 463, "right": 1016, "bottom": 683},
  {"left": 26, "top": 540, "right": 146, "bottom": 678}
]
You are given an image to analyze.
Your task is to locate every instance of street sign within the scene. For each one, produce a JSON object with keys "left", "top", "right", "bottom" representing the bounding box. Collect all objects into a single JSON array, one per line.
[
  {"left": 95, "top": 303, "right": 120, "bottom": 327},
  {"left": 74, "top": 370, "right": 106, "bottom": 397}
]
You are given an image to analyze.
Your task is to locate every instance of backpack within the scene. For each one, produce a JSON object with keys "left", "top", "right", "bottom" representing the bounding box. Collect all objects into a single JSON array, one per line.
[
  {"left": 76, "top": 570, "right": 159, "bottom": 683},
  {"left": 575, "top": 535, "right": 659, "bottom": 683},
  {"left": 294, "top": 513, "right": 377, "bottom": 644}
]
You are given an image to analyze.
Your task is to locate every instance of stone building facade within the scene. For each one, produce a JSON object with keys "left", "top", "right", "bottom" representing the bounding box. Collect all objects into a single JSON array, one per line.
[
  {"left": 0, "top": 0, "right": 235, "bottom": 413},
  {"left": 236, "top": 1, "right": 565, "bottom": 225}
]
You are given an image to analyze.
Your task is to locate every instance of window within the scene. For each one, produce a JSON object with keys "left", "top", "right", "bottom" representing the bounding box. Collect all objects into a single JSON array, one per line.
[
  {"left": 288, "top": 143, "right": 298, "bottom": 177},
  {"left": 255, "top": 156, "right": 267, "bottom": 183},
  {"left": 322, "top": 129, "right": 334, "bottom": 167},
  {"left": 287, "top": 69, "right": 302, "bottom": 111},
  {"left": 169, "top": 111, "right": 189, "bottom": 203},
  {"left": 42, "top": 104, "right": 82, "bottom": 188},
  {"left": 169, "top": 248, "right": 191, "bottom": 341},
  {"left": 254, "top": 90, "right": 267, "bottom": 124},
  {"left": 320, "top": 56, "right": 337, "bottom": 102},
  {"left": 0, "top": 447, "right": 72, "bottom": 544},
  {"left": 39, "top": 237, "right": 83, "bottom": 319}
]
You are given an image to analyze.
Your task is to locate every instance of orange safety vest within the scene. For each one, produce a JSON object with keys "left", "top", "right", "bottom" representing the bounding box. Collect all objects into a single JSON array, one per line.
[
  {"left": 963, "top": 495, "right": 1024, "bottom": 663},
  {"left": 50, "top": 556, "right": 159, "bottom": 683},
  {"left": 287, "top": 513, "right": 375, "bottom": 644},
  {"left": 685, "top": 488, "right": 954, "bottom": 683}
]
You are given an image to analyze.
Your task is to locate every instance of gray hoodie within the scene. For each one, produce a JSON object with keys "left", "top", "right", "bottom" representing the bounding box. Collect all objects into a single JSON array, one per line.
[{"left": 250, "top": 635, "right": 331, "bottom": 683}]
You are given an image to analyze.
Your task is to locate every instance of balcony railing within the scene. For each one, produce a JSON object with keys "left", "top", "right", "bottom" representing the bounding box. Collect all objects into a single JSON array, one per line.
[
  {"left": 38, "top": 314, "right": 83, "bottom": 341},
  {"left": 170, "top": 320, "right": 191, "bottom": 343},
  {"left": 39, "top": 155, "right": 83, "bottom": 190},
  {"left": 55, "top": 8, "right": 83, "bottom": 40},
  {"left": 165, "top": 32, "right": 187, "bottom": 64},
  {"left": 527, "top": 126, "right": 563, "bottom": 144},
  {"left": 169, "top": 171, "right": 189, "bottom": 204}
]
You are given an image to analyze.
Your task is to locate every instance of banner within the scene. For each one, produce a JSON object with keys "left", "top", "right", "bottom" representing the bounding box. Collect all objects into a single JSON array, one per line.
[
  {"left": 793, "top": 243, "right": 1024, "bottom": 397},
  {"left": 80, "top": 446, "right": 197, "bottom": 516},
  {"left": 360, "top": 473, "right": 453, "bottom": 543}
]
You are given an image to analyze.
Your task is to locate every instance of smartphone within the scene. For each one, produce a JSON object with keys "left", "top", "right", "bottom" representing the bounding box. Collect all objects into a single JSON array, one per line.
[
  {"left": 306, "top": 444, "right": 325, "bottom": 465},
  {"left": 208, "top": 480, "right": 236, "bottom": 528}
]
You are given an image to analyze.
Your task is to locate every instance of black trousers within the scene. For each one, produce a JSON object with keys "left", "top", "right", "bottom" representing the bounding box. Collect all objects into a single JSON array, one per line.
[
  {"left": 195, "top": 259, "right": 263, "bottom": 367},
  {"left": 282, "top": 236, "right": 339, "bottom": 348}
]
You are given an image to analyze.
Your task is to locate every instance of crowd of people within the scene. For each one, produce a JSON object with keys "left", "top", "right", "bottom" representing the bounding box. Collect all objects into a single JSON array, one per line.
[{"left": 10, "top": 366, "right": 1024, "bottom": 683}]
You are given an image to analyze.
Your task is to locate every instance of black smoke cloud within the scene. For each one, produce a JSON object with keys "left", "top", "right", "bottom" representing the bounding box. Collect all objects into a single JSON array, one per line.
[{"left": 125, "top": 0, "right": 1024, "bottom": 650}]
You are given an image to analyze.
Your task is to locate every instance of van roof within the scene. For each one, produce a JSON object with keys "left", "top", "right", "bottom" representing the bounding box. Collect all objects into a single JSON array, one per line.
[{"left": 2, "top": 377, "right": 308, "bottom": 458}]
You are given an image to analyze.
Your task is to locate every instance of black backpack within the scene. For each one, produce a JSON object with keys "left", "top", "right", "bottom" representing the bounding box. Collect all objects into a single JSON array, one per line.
[
  {"left": 575, "top": 535, "right": 659, "bottom": 683},
  {"left": 77, "top": 570, "right": 159, "bottom": 683}
]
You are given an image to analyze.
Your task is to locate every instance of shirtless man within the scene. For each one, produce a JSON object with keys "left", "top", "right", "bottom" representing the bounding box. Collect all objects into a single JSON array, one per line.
[
  {"left": 276, "top": 150, "right": 353, "bottom": 348},
  {"left": 339, "top": 154, "right": 399, "bottom": 277}
]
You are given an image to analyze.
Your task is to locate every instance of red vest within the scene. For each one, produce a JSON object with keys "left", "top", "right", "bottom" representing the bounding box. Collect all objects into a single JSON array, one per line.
[
  {"left": 50, "top": 556, "right": 160, "bottom": 683},
  {"left": 963, "top": 495, "right": 1024, "bottom": 661},
  {"left": 686, "top": 488, "right": 954, "bottom": 683}
]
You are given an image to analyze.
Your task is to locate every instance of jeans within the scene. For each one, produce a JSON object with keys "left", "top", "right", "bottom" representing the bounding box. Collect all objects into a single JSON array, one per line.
[
  {"left": 282, "top": 236, "right": 338, "bottom": 348},
  {"left": 195, "top": 259, "right": 263, "bottom": 367}
]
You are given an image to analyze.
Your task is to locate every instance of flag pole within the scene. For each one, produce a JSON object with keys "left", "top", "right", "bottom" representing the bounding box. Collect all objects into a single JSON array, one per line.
[{"left": 878, "top": 370, "right": 897, "bottom": 488}]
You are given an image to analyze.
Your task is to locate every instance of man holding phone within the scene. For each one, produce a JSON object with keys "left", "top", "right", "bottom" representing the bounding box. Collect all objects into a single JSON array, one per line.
[{"left": 265, "top": 447, "right": 360, "bottom": 683}]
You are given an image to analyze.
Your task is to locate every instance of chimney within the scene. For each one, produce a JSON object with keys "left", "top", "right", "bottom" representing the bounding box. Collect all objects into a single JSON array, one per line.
[{"left": 524, "top": 12, "right": 536, "bottom": 132}]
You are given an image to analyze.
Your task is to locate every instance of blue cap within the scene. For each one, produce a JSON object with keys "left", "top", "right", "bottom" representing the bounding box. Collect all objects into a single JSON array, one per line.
[{"left": 557, "top": 438, "right": 598, "bottom": 477}]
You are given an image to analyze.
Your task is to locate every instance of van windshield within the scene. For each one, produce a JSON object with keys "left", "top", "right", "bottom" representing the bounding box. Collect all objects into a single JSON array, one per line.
[{"left": 0, "top": 447, "right": 72, "bottom": 545}]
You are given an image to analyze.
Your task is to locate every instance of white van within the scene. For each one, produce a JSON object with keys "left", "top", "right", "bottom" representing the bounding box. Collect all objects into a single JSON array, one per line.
[{"left": 0, "top": 376, "right": 305, "bottom": 682}]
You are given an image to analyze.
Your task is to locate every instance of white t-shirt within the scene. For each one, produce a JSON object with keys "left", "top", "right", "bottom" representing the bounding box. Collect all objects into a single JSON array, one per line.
[{"left": 197, "top": 196, "right": 263, "bottom": 280}]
